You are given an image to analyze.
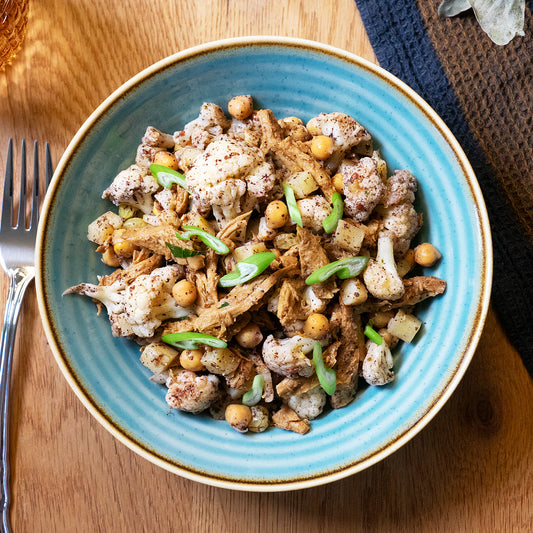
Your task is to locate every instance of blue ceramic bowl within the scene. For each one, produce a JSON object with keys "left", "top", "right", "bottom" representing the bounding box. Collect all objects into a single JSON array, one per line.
[{"left": 36, "top": 37, "right": 492, "bottom": 491}]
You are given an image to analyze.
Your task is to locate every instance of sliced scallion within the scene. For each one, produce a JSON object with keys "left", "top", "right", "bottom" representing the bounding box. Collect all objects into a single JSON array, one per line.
[
  {"left": 364, "top": 323, "right": 383, "bottom": 345},
  {"left": 313, "top": 341, "right": 336, "bottom": 395},
  {"left": 176, "top": 226, "right": 230, "bottom": 255},
  {"left": 161, "top": 332, "right": 227, "bottom": 350},
  {"left": 219, "top": 252, "right": 276, "bottom": 288},
  {"left": 322, "top": 192, "right": 344, "bottom": 233},
  {"left": 242, "top": 374, "right": 264, "bottom": 406},
  {"left": 150, "top": 164, "right": 188, "bottom": 191},
  {"left": 305, "top": 256, "right": 369, "bottom": 285},
  {"left": 282, "top": 183, "right": 303, "bottom": 228}
]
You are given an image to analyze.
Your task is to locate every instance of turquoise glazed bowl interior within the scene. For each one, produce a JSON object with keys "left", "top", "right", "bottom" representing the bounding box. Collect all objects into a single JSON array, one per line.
[{"left": 36, "top": 37, "right": 492, "bottom": 491}]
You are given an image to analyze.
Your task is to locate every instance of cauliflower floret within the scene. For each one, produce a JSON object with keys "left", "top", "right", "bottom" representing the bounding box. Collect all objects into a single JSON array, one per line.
[
  {"left": 63, "top": 280, "right": 134, "bottom": 337},
  {"left": 262, "top": 335, "right": 315, "bottom": 378},
  {"left": 362, "top": 340, "right": 394, "bottom": 386},
  {"left": 287, "top": 386, "right": 327, "bottom": 420},
  {"left": 165, "top": 370, "right": 220, "bottom": 413},
  {"left": 382, "top": 170, "right": 417, "bottom": 207},
  {"left": 363, "top": 235, "right": 405, "bottom": 301},
  {"left": 185, "top": 138, "right": 264, "bottom": 224},
  {"left": 136, "top": 126, "right": 176, "bottom": 167},
  {"left": 306, "top": 112, "right": 371, "bottom": 152},
  {"left": 301, "top": 286, "right": 328, "bottom": 314},
  {"left": 182, "top": 103, "right": 231, "bottom": 149},
  {"left": 296, "top": 195, "right": 332, "bottom": 232},
  {"left": 122, "top": 265, "right": 190, "bottom": 337},
  {"left": 380, "top": 203, "right": 421, "bottom": 256},
  {"left": 340, "top": 157, "right": 385, "bottom": 222},
  {"left": 102, "top": 164, "right": 160, "bottom": 214},
  {"left": 243, "top": 160, "right": 280, "bottom": 208}
]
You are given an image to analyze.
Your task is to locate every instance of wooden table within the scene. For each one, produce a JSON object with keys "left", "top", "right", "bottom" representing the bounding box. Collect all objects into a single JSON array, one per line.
[{"left": 1, "top": 1, "right": 532, "bottom": 531}]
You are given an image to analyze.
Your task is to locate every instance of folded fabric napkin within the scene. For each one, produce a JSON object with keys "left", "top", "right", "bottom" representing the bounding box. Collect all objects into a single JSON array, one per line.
[{"left": 355, "top": 0, "right": 533, "bottom": 376}]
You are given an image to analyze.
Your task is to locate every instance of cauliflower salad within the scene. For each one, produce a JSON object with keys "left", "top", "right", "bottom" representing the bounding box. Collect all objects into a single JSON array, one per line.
[{"left": 65, "top": 95, "right": 446, "bottom": 435}]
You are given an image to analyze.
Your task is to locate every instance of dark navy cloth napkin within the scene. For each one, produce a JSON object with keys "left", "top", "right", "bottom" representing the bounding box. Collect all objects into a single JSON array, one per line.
[{"left": 355, "top": 0, "right": 533, "bottom": 376}]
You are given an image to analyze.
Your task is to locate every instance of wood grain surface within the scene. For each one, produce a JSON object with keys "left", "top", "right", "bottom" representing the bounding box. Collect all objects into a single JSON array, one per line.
[{"left": 0, "top": 1, "right": 532, "bottom": 531}]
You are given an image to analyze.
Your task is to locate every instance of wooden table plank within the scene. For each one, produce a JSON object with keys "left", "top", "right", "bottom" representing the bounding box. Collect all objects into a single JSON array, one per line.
[{"left": 0, "top": 1, "right": 531, "bottom": 531}]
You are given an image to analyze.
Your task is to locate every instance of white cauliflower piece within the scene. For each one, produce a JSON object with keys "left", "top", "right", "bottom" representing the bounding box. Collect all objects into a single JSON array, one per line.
[
  {"left": 287, "top": 386, "right": 326, "bottom": 420},
  {"left": 165, "top": 370, "right": 220, "bottom": 413},
  {"left": 363, "top": 235, "right": 405, "bottom": 301},
  {"left": 136, "top": 126, "right": 176, "bottom": 167},
  {"left": 382, "top": 170, "right": 417, "bottom": 207},
  {"left": 341, "top": 157, "right": 385, "bottom": 222},
  {"left": 102, "top": 164, "right": 160, "bottom": 214},
  {"left": 306, "top": 112, "right": 371, "bottom": 152},
  {"left": 380, "top": 203, "right": 421, "bottom": 256},
  {"left": 301, "top": 286, "right": 328, "bottom": 314},
  {"left": 362, "top": 340, "right": 394, "bottom": 386},
  {"left": 63, "top": 280, "right": 134, "bottom": 337},
  {"left": 243, "top": 160, "right": 279, "bottom": 210},
  {"left": 122, "top": 265, "right": 191, "bottom": 337},
  {"left": 182, "top": 103, "right": 231, "bottom": 149},
  {"left": 185, "top": 138, "right": 263, "bottom": 224},
  {"left": 296, "top": 195, "right": 332, "bottom": 232},
  {"left": 262, "top": 335, "right": 315, "bottom": 378}
]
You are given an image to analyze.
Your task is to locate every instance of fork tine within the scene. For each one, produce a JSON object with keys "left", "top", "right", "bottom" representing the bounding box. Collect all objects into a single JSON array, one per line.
[
  {"left": 45, "top": 142, "right": 53, "bottom": 189},
  {"left": 1, "top": 140, "right": 14, "bottom": 231},
  {"left": 30, "top": 141, "right": 39, "bottom": 229},
  {"left": 16, "top": 140, "right": 27, "bottom": 229}
]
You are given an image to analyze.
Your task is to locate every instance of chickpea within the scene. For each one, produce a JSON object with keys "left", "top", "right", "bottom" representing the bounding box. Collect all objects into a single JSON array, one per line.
[
  {"left": 172, "top": 279, "right": 198, "bottom": 307},
  {"left": 414, "top": 243, "right": 442, "bottom": 267},
  {"left": 153, "top": 150, "right": 179, "bottom": 170},
  {"left": 332, "top": 172, "right": 344, "bottom": 194},
  {"left": 180, "top": 349, "right": 205, "bottom": 372},
  {"left": 310, "top": 135, "right": 334, "bottom": 160},
  {"left": 225, "top": 404, "right": 253, "bottom": 433},
  {"left": 113, "top": 240, "right": 136, "bottom": 257},
  {"left": 235, "top": 324, "right": 263, "bottom": 349},
  {"left": 122, "top": 217, "right": 146, "bottom": 229},
  {"left": 303, "top": 313, "right": 329, "bottom": 339},
  {"left": 228, "top": 95, "right": 254, "bottom": 120},
  {"left": 101, "top": 246, "right": 121, "bottom": 267},
  {"left": 264, "top": 200, "right": 289, "bottom": 229}
]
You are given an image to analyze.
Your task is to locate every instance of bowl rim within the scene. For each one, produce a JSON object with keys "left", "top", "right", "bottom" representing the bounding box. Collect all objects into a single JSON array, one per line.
[{"left": 35, "top": 35, "right": 493, "bottom": 491}]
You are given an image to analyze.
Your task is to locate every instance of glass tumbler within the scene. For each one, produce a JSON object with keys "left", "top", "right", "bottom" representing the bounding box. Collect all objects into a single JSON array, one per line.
[{"left": 0, "top": 0, "right": 29, "bottom": 70}]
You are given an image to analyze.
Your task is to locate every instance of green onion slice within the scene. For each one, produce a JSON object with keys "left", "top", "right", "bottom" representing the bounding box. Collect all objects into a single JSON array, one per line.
[
  {"left": 322, "top": 192, "right": 344, "bottom": 233},
  {"left": 364, "top": 323, "right": 383, "bottom": 345},
  {"left": 282, "top": 184, "right": 303, "bottom": 228},
  {"left": 305, "top": 256, "right": 369, "bottom": 285},
  {"left": 219, "top": 252, "right": 276, "bottom": 288},
  {"left": 150, "top": 164, "right": 188, "bottom": 191},
  {"left": 242, "top": 374, "right": 264, "bottom": 407},
  {"left": 176, "top": 226, "right": 230, "bottom": 255},
  {"left": 313, "top": 342, "right": 336, "bottom": 395},
  {"left": 166, "top": 242, "right": 206, "bottom": 258},
  {"left": 161, "top": 332, "right": 227, "bottom": 350}
]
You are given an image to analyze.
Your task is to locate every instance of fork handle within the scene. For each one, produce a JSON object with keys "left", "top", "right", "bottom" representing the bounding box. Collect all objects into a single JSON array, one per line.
[{"left": 0, "top": 267, "right": 34, "bottom": 533}]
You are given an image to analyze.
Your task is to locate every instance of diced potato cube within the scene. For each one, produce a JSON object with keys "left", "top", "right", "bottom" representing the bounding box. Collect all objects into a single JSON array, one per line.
[
  {"left": 333, "top": 220, "right": 366, "bottom": 253},
  {"left": 87, "top": 211, "right": 123, "bottom": 245},
  {"left": 397, "top": 249, "right": 415, "bottom": 278},
  {"left": 274, "top": 232, "right": 298, "bottom": 250},
  {"left": 201, "top": 348, "right": 240, "bottom": 376},
  {"left": 140, "top": 342, "right": 180, "bottom": 374},
  {"left": 387, "top": 310, "right": 422, "bottom": 343},
  {"left": 284, "top": 171, "right": 318, "bottom": 198},
  {"left": 233, "top": 242, "right": 268, "bottom": 263}
]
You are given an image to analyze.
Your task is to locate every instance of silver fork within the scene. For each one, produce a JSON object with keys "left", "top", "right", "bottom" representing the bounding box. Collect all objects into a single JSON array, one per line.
[{"left": 0, "top": 139, "right": 52, "bottom": 532}]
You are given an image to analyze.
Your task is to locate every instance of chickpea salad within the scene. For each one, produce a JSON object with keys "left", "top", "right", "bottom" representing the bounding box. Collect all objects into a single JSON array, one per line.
[{"left": 65, "top": 95, "right": 446, "bottom": 435}]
